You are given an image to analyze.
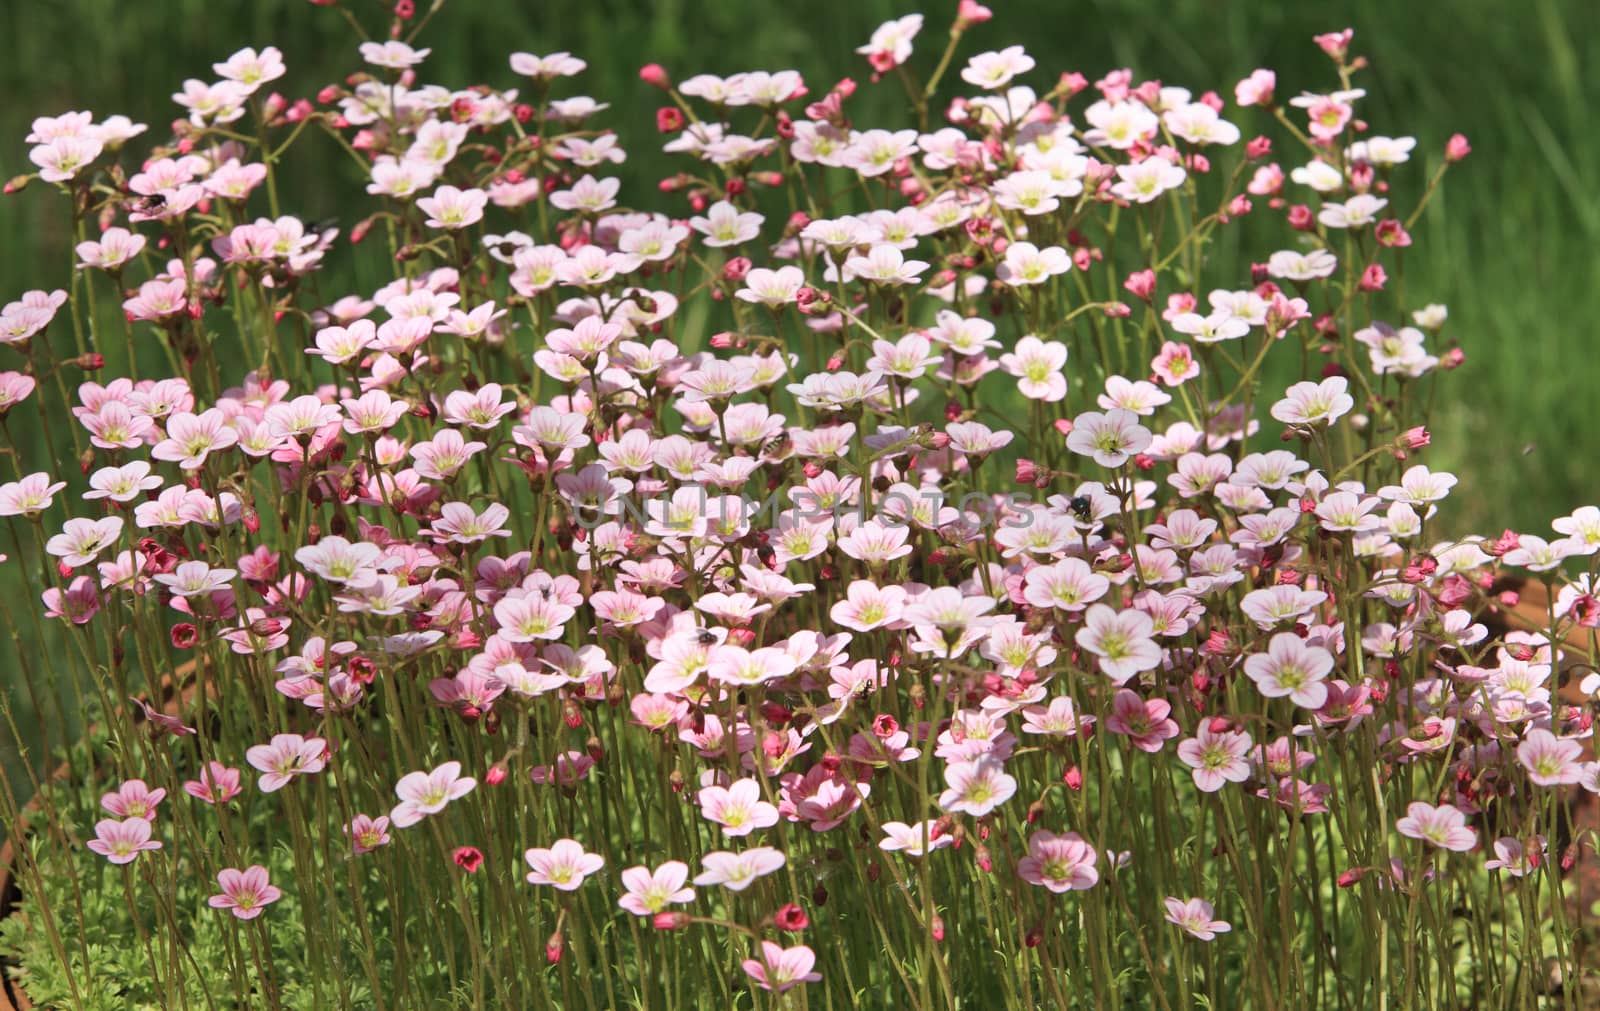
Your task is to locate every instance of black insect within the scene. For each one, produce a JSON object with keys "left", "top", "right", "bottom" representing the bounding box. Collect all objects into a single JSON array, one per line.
[
  {"left": 127, "top": 192, "right": 166, "bottom": 214},
  {"left": 1069, "top": 495, "right": 1093, "bottom": 521}
]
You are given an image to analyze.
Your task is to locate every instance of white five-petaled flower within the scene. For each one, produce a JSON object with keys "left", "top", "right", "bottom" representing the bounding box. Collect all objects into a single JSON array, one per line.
[
  {"left": 1066, "top": 409, "right": 1152, "bottom": 468},
  {"left": 391, "top": 761, "right": 477, "bottom": 827},
  {"left": 1271, "top": 377, "right": 1353, "bottom": 427},
  {"left": 524, "top": 838, "right": 605, "bottom": 890}
]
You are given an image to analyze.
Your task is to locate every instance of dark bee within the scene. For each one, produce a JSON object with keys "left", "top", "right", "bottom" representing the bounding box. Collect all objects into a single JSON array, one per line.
[
  {"left": 1069, "top": 495, "right": 1093, "bottom": 521},
  {"left": 127, "top": 192, "right": 166, "bottom": 214},
  {"left": 696, "top": 629, "right": 719, "bottom": 645}
]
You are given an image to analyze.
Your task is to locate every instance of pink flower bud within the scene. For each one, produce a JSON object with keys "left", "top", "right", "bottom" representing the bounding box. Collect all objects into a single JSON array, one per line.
[
  {"left": 653, "top": 912, "right": 691, "bottom": 931},
  {"left": 639, "top": 63, "right": 672, "bottom": 90},
  {"left": 956, "top": 0, "right": 994, "bottom": 28},
  {"left": 1123, "top": 269, "right": 1156, "bottom": 301}
]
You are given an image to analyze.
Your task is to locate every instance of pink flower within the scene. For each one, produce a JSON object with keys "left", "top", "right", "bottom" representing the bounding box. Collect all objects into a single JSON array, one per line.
[
  {"left": 736, "top": 266, "right": 807, "bottom": 307},
  {"left": 1066, "top": 409, "right": 1152, "bottom": 468},
  {"left": 45, "top": 516, "right": 123, "bottom": 567},
  {"left": 938, "top": 756, "right": 1017, "bottom": 817},
  {"left": 1017, "top": 830, "right": 1099, "bottom": 891},
  {"left": 1177, "top": 725, "right": 1254, "bottom": 792},
  {"left": 208, "top": 865, "right": 282, "bottom": 920},
  {"left": 1235, "top": 69, "right": 1276, "bottom": 106},
  {"left": 417, "top": 185, "right": 487, "bottom": 230},
  {"left": 101, "top": 778, "right": 167, "bottom": 820},
  {"left": 617, "top": 861, "right": 695, "bottom": 916},
  {"left": 1164, "top": 897, "right": 1231, "bottom": 940},
  {"left": 524, "top": 838, "right": 605, "bottom": 890},
  {"left": 997, "top": 242, "right": 1072, "bottom": 286},
  {"left": 183, "top": 762, "right": 243, "bottom": 806},
  {"left": 742, "top": 941, "right": 822, "bottom": 994},
  {"left": 879, "top": 820, "right": 955, "bottom": 856},
  {"left": 30, "top": 135, "right": 103, "bottom": 182},
  {"left": 693, "top": 848, "right": 787, "bottom": 891},
  {"left": 295, "top": 535, "right": 383, "bottom": 587},
  {"left": 1270, "top": 377, "right": 1353, "bottom": 427},
  {"left": 86, "top": 817, "right": 162, "bottom": 865},
  {"left": 998, "top": 336, "right": 1069, "bottom": 401},
  {"left": 1106, "top": 689, "right": 1180, "bottom": 753},
  {"left": 360, "top": 40, "right": 431, "bottom": 69},
  {"left": 341, "top": 390, "right": 410, "bottom": 434},
  {"left": 347, "top": 814, "right": 393, "bottom": 854},
  {"left": 391, "top": 761, "right": 477, "bottom": 827},
  {"left": 706, "top": 645, "right": 797, "bottom": 687},
  {"left": 0, "top": 371, "right": 36, "bottom": 411},
  {"left": 829, "top": 580, "right": 907, "bottom": 632},
  {"left": 77, "top": 227, "right": 146, "bottom": 271},
  {"left": 246, "top": 734, "right": 327, "bottom": 792},
  {"left": 689, "top": 201, "right": 763, "bottom": 248},
  {"left": 698, "top": 779, "right": 780, "bottom": 836},
  {"left": 842, "top": 244, "right": 928, "bottom": 286},
  {"left": 1151, "top": 341, "right": 1199, "bottom": 386},
  {"left": 1111, "top": 158, "right": 1186, "bottom": 203},
  {"left": 307, "top": 320, "right": 375, "bottom": 364},
  {"left": 213, "top": 46, "right": 285, "bottom": 91},
  {"left": 1023, "top": 559, "right": 1110, "bottom": 612},
  {"left": 510, "top": 51, "right": 587, "bottom": 79},
  {"left": 1243, "top": 633, "right": 1333, "bottom": 709},
  {"left": 1516, "top": 729, "right": 1584, "bottom": 787},
  {"left": 152, "top": 409, "right": 239, "bottom": 470},
  {"left": 0, "top": 472, "right": 67, "bottom": 516},
  {"left": 856, "top": 14, "right": 923, "bottom": 70},
  {"left": 550, "top": 174, "right": 620, "bottom": 213},
  {"left": 42, "top": 576, "right": 100, "bottom": 624},
  {"left": 426, "top": 502, "right": 512, "bottom": 544},
  {"left": 410, "top": 429, "right": 488, "bottom": 480},
  {"left": 1396, "top": 802, "right": 1477, "bottom": 852},
  {"left": 441, "top": 383, "right": 517, "bottom": 429},
  {"left": 1484, "top": 836, "right": 1544, "bottom": 877},
  {"left": 1075, "top": 605, "right": 1161, "bottom": 683},
  {"left": 493, "top": 592, "right": 577, "bottom": 642}
]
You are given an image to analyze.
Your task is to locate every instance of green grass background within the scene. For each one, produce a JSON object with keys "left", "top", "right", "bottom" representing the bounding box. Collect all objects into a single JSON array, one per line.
[{"left": 0, "top": 0, "right": 1595, "bottom": 786}]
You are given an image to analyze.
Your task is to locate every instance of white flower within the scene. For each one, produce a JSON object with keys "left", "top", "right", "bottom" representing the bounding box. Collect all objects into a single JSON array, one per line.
[
  {"left": 1111, "top": 158, "right": 1187, "bottom": 203},
  {"left": 1318, "top": 195, "right": 1387, "bottom": 229}
]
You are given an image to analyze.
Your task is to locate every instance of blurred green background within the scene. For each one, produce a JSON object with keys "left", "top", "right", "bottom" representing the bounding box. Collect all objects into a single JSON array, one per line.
[{"left": 0, "top": 0, "right": 1596, "bottom": 788}]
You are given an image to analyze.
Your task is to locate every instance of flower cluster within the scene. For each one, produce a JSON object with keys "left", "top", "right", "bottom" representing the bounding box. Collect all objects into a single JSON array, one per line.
[{"left": 0, "top": 5, "right": 1588, "bottom": 1009}]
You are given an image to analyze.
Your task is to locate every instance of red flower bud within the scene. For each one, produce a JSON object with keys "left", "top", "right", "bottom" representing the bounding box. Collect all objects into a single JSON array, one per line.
[{"left": 773, "top": 902, "right": 809, "bottom": 930}]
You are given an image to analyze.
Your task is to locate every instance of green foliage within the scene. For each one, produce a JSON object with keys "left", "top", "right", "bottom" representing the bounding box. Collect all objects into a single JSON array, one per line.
[{"left": 0, "top": 729, "right": 385, "bottom": 1009}]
